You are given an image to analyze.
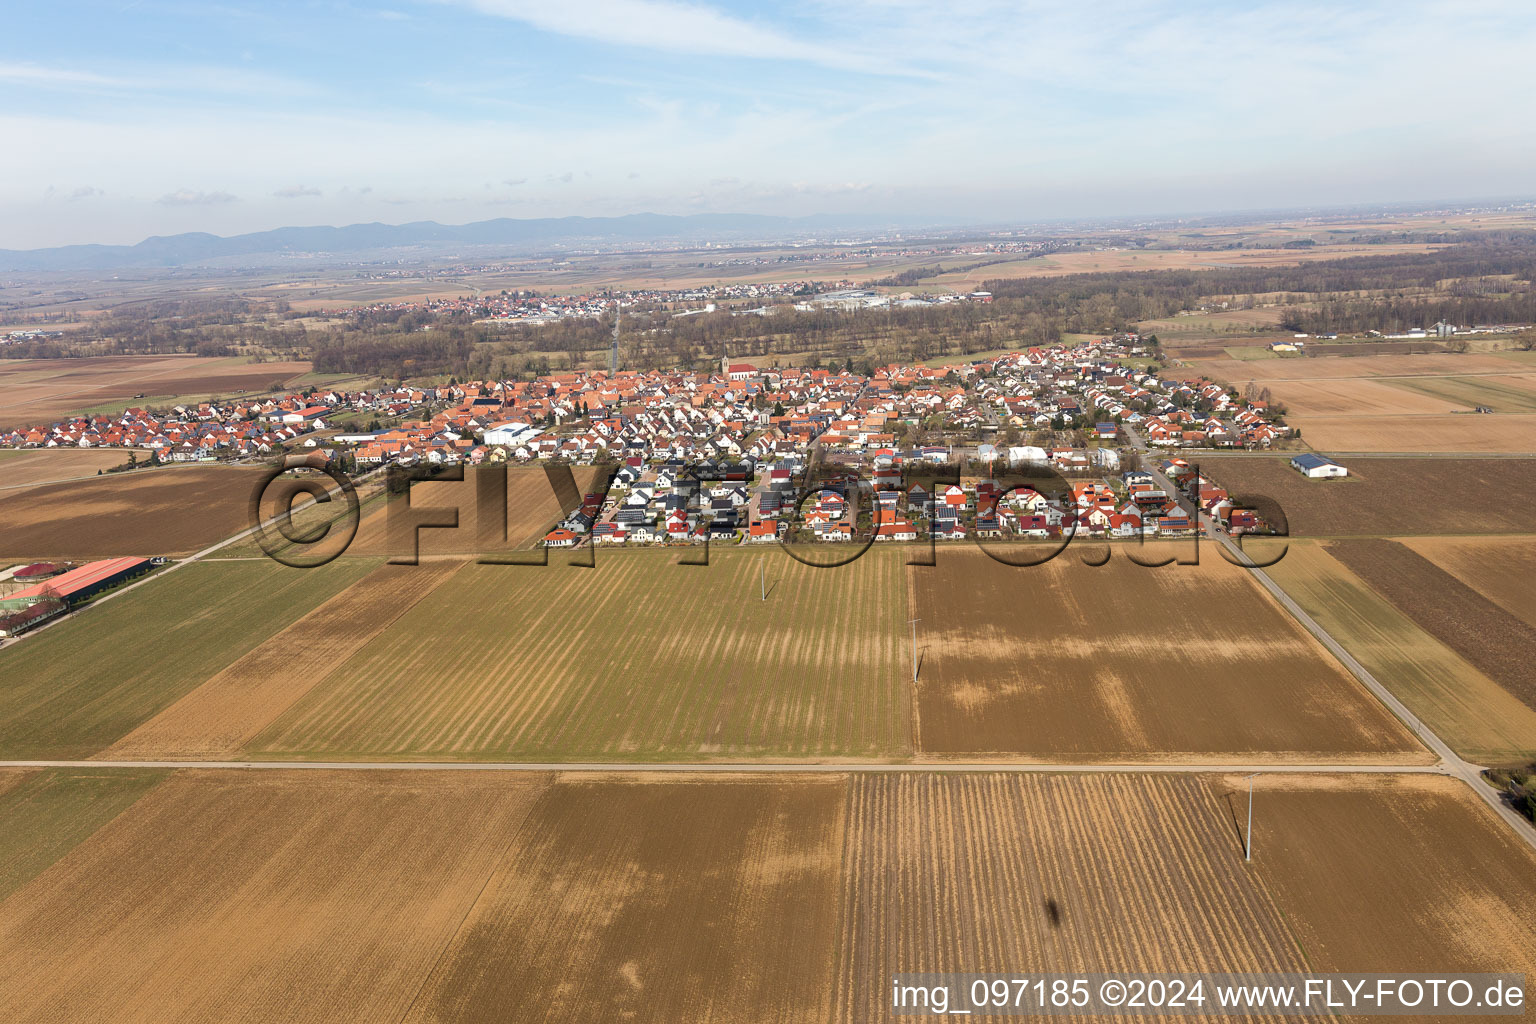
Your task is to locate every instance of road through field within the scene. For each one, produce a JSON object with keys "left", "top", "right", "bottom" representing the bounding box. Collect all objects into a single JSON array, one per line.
[
  {"left": 0, "top": 759, "right": 1456, "bottom": 774},
  {"left": 1125, "top": 424, "right": 1536, "bottom": 853}
]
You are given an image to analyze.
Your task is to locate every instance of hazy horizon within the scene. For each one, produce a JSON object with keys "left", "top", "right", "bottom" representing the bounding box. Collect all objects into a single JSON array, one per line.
[{"left": 7, "top": 0, "right": 1536, "bottom": 249}]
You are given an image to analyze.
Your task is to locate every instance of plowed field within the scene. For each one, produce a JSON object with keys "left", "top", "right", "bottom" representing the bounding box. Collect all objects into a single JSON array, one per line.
[
  {"left": 911, "top": 548, "right": 1422, "bottom": 761},
  {"left": 0, "top": 464, "right": 267, "bottom": 559}
]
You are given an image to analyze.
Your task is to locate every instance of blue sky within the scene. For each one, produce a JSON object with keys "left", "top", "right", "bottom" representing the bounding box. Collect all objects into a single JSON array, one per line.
[{"left": 4, "top": 0, "right": 1535, "bottom": 248}]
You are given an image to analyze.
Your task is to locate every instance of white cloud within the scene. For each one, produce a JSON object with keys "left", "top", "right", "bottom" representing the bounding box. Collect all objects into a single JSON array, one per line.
[
  {"left": 273, "top": 184, "right": 323, "bottom": 198},
  {"left": 0, "top": 63, "right": 124, "bottom": 87},
  {"left": 157, "top": 189, "right": 239, "bottom": 206},
  {"left": 443, "top": 0, "right": 922, "bottom": 75},
  {"left": 0, "top": 59, "right": 319, "bottom": 99}
]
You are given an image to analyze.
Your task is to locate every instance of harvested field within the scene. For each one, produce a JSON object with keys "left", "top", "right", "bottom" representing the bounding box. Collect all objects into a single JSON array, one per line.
[
  {"left": 0, "top": 769, "right": 550, "bottom": 1024},
  {"left": 99, "top": 559, "right": 463, "bottom": 759},
  {"left": 1264, "top": 542, "right": 1536, "bottom": 764},
  {"left": 0, "top": 448, "right": 148, "bottom": 493},
  {"left": 834, "top": 773, "right": 1306, "bottom": 1022},
  {"left": 1262, "top": 377, "right": 1466, "bottom": 417},
  {"left": 249, "top": 547, "right": 909, "bottom": 760},
  {"left": 348, "top": 464, "right": 597, "bottom": 557},
  {"left": 911, "top": 547, "right": 1421, "bottom": 761},
  {"left": 1326, "top": 539, "right": 1536, "bottom": 711},
  {"left": 0, "top": 558, "right": 376, "bottom": 758},
  {"left": 955, "top": 242, "right": 1445, "bottom": 285},
  {"left": 1190, "top": 351, "right": 1522, "bottom": 384},
  {"left": 0, "top": 355, "right": 310, "bottom": 430},
  {"left": 0, "top": 768, "right": 166, "bottom": 901},
  {"left": 1286, "top": 413, "right": 1536, "bottom": 452},
  {"left": 1401, "top": 535, "right": 1536, "bottom": 629},
  {"left": 1188, "top": 355, "right": 1536, "bottom": 450},
  {"left": 1202, "top": 455, "right": 1536, "bottom": 535},
  {"left": 1221, "top": 773, "right": 1536, "bottom": 974},
  {"left": 408, "top": 774, "right": 845, "bottom": 1024},
  {"left": 0, "top": 464, "right": 268, "bottom": 559},
  {"left": 3, "top": 769, "right": 1535, "bottom": 1021}
]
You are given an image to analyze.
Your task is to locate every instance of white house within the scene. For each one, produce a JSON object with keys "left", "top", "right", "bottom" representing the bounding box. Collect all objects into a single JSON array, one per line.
[{"left": 1291, "top": 453, "right": 1348, "bottom": 478}]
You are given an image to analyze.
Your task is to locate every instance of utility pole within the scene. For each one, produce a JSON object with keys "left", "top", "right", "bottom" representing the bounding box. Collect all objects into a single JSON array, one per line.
[
  {"left": 908, "top": 617, "right": 920, "bottom": 683},
  {"left": 1245, "top": 773, "right": 1260, "bottom": 861},
  {"left": 760, "top": 559, "right": 765, "bottom": 601}
]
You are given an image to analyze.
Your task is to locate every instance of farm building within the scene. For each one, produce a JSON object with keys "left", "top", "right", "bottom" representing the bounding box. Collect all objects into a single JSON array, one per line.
[
  {"left": 1290, "top": 453, "right": 1348, "bottom": 479},
  {"left": 10, "top": 562, "right": 67, "bottom": 581},
  {"left": 4, "top": 556, "right": 151, "bottom": 606}
]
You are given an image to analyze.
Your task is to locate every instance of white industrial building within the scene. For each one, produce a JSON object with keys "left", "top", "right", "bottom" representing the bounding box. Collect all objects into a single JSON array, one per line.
[{"left": 1290, "top": 453, "right": 1348, "bottom": 478}]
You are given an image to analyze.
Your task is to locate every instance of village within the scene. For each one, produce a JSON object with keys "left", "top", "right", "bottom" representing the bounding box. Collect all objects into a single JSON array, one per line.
[{"left": 0, "top": 334, "right": 1294, "bottom": 550}]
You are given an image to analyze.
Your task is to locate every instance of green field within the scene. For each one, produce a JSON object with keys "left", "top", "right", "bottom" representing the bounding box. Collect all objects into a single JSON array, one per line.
[
  {"left": 248, "top": 547, "right": 910, "bottom": 761},
  {"left": 1386, "top": 374, "right": 1536, "bottom": 413},
  {"left": 1265, "top": 541, "right": 1536, "bottom": 763},
  {"left": 0, "top": 558, "right": 377, "bottom": 758},
  {"left": 0, "top": 768, "right": 167, "bottom": 899}
]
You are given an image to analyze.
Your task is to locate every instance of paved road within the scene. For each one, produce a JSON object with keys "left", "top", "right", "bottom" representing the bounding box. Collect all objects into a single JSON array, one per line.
[
  {"left": 0, "top": 759, "right": 1454, "bottom": 775},
  {"left": 1125, "top": 423, "right": 1536, "bottom": 851}
]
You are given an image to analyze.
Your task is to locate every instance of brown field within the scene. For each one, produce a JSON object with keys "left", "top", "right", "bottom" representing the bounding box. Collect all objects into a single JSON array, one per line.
[
  {"left": 0, "top": 448, "right": 148, "bottom": 493},
  {"left": 3, "top": 769, "right": 1536, "bottom": 1021},
  {"left": 407, "top": 774, "right": 846, "bottom": 1024},
  {"left": 1201, "top": 456, "right": 1536, "bottom": 535},
  {"left": 834, "top": 773, "right": 1306, "bottom": 1021},
  {"left": 1261, "top": 377, "right": 1466, "bottom": 417},
  {"left": 1263, "top": 542, "right": 1536, "bottom": 764},
  {"left": 0, "top": 770, "right": 550, "bottom": 1024},
  {"left": 0, "top": 769, "right": 34, "bottom": 800},
  {"left": 1190, "top": 351, "right": 1524, "bottom": 384},
  {"left": 0, "top": 464, "right": 265, "bottom": 559},
  {"left": 935, "top": 243, "right": 1446, "bottom": 291},
  {"left": 1220, "top": 773, "right": 1536, "bottom": 974},
  {"left": 348, "top": 464, "right": 598, "bottom": 557},
  {"left": 1326, "top": 539, "right": 1536, "bottom": 711},
  {"left": 910, "top": 547, "right": 1422, "bottom": 761},
  {"left": 98, "top": 559, "right": 465, "bottom": 759},
  {"left": 1284, "top": 413, "right": 1536, "bottom": 452},
  {"left": 1188, "top": 353, "right": 1536, "bottom": 451},
  {"left": 0, "top": 355, "right": 310, "bottom": 430},
  {"left": 1401, "top": 535, "right": 1536, "bottom": 629}
]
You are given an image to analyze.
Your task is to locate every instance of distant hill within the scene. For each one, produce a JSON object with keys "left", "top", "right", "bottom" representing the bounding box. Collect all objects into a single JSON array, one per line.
[{"left": 0, "top": 212, "right": 904, "bottom": 272}]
